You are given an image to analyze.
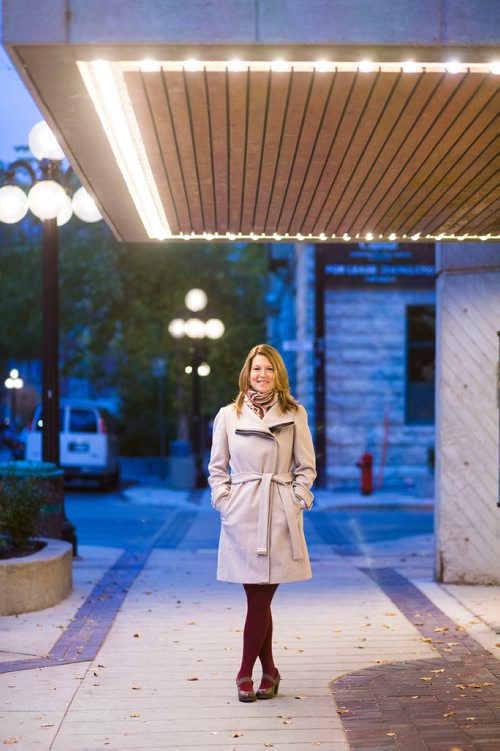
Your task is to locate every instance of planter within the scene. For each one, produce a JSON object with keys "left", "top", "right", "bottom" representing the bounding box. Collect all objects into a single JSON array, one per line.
[{"left": 0, "top": 538, "right": 72, "bottom": 616}]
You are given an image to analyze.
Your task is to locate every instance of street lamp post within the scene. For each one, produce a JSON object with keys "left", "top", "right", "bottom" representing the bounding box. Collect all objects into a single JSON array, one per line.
[
  {"left": 168, "top": 288, "right": 224, "bottom": 488},
  {"left": 4, "top": 369, "right": 24, "bottom": 430},
  {"left": 0, "top": 121, "right": 102, "bottom": 549}
]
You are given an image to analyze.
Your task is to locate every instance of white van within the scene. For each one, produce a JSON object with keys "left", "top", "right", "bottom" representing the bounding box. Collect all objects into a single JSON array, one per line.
[{"left": 26, "top": 400, "right": 120, "bottom": 489}]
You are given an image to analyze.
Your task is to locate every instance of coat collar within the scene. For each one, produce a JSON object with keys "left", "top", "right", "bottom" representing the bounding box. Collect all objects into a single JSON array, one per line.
[{"left": 236, "top": 402, "right": 294, "bottom": 436}]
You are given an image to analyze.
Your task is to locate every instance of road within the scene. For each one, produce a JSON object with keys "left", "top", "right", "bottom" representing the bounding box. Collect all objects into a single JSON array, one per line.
[{"left": 64, "top": 484, "right": 433, "bottom": 554}]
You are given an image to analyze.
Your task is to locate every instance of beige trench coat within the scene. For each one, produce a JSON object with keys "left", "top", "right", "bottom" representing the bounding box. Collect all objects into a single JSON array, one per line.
[{"left": 208, "top": 402, "right": 316, "bottom": 584}]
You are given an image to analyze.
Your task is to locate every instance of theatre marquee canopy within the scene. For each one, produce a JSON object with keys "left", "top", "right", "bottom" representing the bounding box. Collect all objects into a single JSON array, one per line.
[{"left": 3, "top": 0, "right": 499, "bottom": 244}]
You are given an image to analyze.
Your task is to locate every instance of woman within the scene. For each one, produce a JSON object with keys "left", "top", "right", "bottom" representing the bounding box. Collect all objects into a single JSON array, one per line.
[{"left": 208, "top": 344, "right": 316, "bottom": 703}]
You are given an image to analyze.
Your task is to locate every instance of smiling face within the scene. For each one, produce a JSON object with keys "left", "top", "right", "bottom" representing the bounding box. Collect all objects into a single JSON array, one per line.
[{"left": 249, "top": 354, "right": 276, "bottom": 393}]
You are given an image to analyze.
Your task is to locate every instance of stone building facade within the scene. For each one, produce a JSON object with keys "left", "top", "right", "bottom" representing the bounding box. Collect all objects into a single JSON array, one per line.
[{"left": 268, "top": 242, "right": 436, "bottom": 494}]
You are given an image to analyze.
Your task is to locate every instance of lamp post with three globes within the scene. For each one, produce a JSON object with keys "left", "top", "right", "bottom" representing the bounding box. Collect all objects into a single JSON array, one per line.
[
  {"left": 0, "top": 121, "right": 102, "bottom": 550},
  {"left": 168, "top": 288, "right": 225, "bottom": 487}
]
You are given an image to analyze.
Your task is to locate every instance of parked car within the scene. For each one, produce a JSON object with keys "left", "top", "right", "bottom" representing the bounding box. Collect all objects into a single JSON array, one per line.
[{"left": 25, "top": 400, "right": 120, "bottom": 489}]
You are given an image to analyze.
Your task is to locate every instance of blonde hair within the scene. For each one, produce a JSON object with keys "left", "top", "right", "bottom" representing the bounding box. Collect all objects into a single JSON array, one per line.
[{"left": 235, "top": 344, "right": 298, "bottom": 415}]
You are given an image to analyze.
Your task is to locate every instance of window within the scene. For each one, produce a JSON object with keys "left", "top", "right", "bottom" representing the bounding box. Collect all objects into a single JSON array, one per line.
[
  {"left": 406, "top": 305, "right": 435, "bottom": 424},
  {"left": 69, "top": 408, "right": 98, "bottom": 433}
]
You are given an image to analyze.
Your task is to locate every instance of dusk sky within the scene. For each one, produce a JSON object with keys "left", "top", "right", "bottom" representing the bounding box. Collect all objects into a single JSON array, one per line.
[{"left": 0, "top": 6, "right": 42, "bottom": 165}]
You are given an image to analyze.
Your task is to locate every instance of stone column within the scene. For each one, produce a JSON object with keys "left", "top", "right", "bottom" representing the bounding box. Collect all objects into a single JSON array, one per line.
[{"left": 435, "top": 244, "right": 500, "bottom": 583}]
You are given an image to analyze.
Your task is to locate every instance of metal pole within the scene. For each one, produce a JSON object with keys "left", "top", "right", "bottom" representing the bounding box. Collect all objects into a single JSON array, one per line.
[
  {"left": 314, "top": 245, "right": 326, "bottom": 486},
  {"left": 41, "top": 216, "right": 60, "bottom": 466},
  {"left": 191, "top": 343, "right": 205, "bottom": 487},
  {"left": 11, "top": 388, "right": 16, "bottom": 430},
  {"left": 42, "top": 214, "right": 77, "bottom": 553},
  {"left": 159, "top": 374, "right": 166, "bottom": 480},
  {"left": 497, "top": 332, "right": 500, "bottom": 508}
]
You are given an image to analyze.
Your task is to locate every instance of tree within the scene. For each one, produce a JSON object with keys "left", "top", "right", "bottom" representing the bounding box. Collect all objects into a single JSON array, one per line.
[{"left": 0, "top": 218, "right": 267, "bottom": 454}]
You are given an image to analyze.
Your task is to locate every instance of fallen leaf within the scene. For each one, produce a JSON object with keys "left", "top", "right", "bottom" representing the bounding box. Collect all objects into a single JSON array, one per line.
[
  {"left": 129, "top": 713, "right": 141, "bottom": 717},
  {"left": 495, "top": 643, "right": 500, "bottom": 647},
  {"left": 231, "top": 732, "right": 243, "bottom": 737},
  {"left": 384, "top": 613, "right": 398, "bottom": 616},
  {"left": 431, "top": 669, "right": 445, "bottom": 674},
  {"left": 294, "top": 695, "right": 308, "bottom": 700},
  {"left": 455, "top": 626, "right": 465, "bottom": 631},
  {"left": 132, "top": 686, "right": 141, "bottom": 690},
  {"left": 466, "top": 717, "right": 476, "bottom": 721},
  {"left": 411, "top": 695, "right": 420, "bottom": 699},
  {"left": 187, "top": 620, "right": 196, "bottom": 625},
  {"left": 3, "top": 739, "right": 20, "bottom": 745},
  {"left": 133, "top": 633, "right": 140, "bottom": 638},
  {"left": 456, "top": 682, "right": 494, "bottom": 689},
  {"left": 372, "top": 659, "right": 386, "bottom": 664},
  {"left": 443, "top": 711, "right": 456, "bottom": 718},
  {"left": 421, "top": 637, "right": 433, "bottom": 643},
  {"left": 386, "top": 732, "right": 396, "bottom": 737},
  {"left": 40, "top": 724, "right": 54, "bottom": 728},
  {"left": 337, "top": 709, "right": 350, "bottom": 715},
  {"left": 433, "top": 626, "right": 449, "bottom": 632},
  {"left": 264, "top": 744, "right": 274, "bottom": 748},
  {"left": 419, "top": 677, "right": 433, "bottom": 681},
  {"left": 187, "top": 676, "right": 199, "bottom": 681}
]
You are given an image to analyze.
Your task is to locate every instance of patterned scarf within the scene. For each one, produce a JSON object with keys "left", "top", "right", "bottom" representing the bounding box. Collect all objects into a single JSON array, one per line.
[{"left": 244, "top": 389, "right": 278, "bottom": 419}]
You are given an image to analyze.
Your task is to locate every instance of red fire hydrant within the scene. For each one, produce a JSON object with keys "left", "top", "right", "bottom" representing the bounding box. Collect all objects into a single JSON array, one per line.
[{"left": 356, "top": 452, "right": 373, "bottom": 495}]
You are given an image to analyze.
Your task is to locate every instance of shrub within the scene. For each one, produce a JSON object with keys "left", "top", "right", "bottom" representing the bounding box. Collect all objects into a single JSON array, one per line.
[{"left": 0, "top": 474, "right": 42, "bottom": 549}]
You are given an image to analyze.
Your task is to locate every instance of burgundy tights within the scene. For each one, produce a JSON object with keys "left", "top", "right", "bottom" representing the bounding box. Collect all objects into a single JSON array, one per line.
[{"left": 237, "top": 583, "right": 279, "bottom": 691}]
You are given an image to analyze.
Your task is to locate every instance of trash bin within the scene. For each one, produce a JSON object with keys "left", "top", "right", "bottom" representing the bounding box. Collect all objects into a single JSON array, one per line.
[
  {"left": 0, "top": 460, "right": 65, "bottom": 539},
  {"left": 169, "top": 441, "right": 195, "bottom": 489}
]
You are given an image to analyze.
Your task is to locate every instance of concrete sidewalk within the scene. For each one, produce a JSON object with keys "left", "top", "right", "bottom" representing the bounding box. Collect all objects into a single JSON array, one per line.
[{"left": 0, "top": 485, "right": 499, "bottom": 750}]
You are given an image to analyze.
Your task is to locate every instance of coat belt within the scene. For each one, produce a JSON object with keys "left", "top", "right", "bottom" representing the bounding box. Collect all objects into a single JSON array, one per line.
[{"left": 230, "top": 471, "right": 303, "bottom": 561}]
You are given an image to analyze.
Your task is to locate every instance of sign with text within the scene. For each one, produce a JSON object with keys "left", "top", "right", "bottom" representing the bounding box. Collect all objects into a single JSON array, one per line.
[{"left": 321, "top": 243, "right": 435, "bottom": 288}]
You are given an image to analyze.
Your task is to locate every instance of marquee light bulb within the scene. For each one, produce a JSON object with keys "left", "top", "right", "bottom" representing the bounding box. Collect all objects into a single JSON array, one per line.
[
  {"left": 358, "top": 60, "right": 374, "bottom": 73},
  {"left": 402, "top": 60, "right": 419, "bottom": 73}
]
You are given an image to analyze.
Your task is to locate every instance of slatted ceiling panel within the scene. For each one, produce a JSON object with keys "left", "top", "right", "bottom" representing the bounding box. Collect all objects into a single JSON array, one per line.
[
  {"left": 323, "top": 72, "right": 406, "bottom": 233},
  {"left": 358, "top": 73, "right": 465, "bottom": 234},
  {"left": 227, "top": 70, "right": 248, "bottom": 233},
  {"left": 277, "top": 73, "right": 332, "bottom": 234},
  {"left": 287, "top": 72, "right": 353, "bottom": 236},
  {"left": 251, "top": 73, "right": 288, "bottom": 234},
  {"left": 140, "top": 71, "right": 193, "bottom": 231},
  {"left": 205, "top": 71, "right": 229, "bottom": 233},
  {"left": 344, "top": 73, "right": 444, "bottom": 235},
  {"left": 124, "top": 71, "right": 181, "bottom": 235},
  {"left": 185, "top": 73, "right": 217, "bottom": 230},
  {"left": 241, "top": 72, "right": 268, "bottom": 232},
  {"left": 417, "top": 120, "right": 499, "bottom": 233},
  {"left": 123, "top": 67, "right": 499, "bottom": 238},
  {"left": 300, "top": 73, "right": 375, "bottom": 236},
  {"left": 318, "top": 72, "right": 400, "bottom": 235},
  {"left": 420, "top": 151, "right": 498, "bottom": 236},
  {"left": 164, "top": 70, "right": 206, "bottom": 233},
  {"left": 381, "top": 75, "right": 500, "bottom": 234}
]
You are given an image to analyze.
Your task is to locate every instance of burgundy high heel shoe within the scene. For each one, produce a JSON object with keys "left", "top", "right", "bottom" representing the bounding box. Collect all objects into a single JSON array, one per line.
[
  {"left": 236, "top": 676, "right": 257, "bottom": 702},
  {"left": 256, "top": 670, "right": 280, "bottom": 699}
]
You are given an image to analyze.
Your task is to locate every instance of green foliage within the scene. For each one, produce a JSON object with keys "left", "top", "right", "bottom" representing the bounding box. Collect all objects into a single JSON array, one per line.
[
  {"left": 0, "top": 474, "right": 42, "bottom": 548},
  {"left": 0, "top": 217, "right": 42, "bottom": 363},
  {"left": 0, "top": 217, "right": 267, "bottom": 455}
]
